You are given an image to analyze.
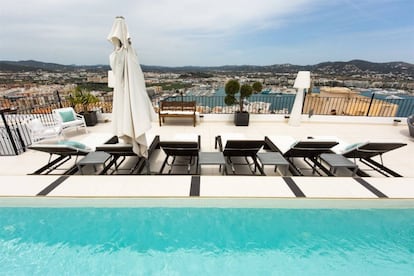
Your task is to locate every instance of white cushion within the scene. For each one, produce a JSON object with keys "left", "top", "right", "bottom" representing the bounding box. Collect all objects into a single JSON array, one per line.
[
  {"left": 159, "top": 111, "right": 195, "bottom": 115},
  {"left": 28, "top": 119, "right": 44, "bottom": 132}
]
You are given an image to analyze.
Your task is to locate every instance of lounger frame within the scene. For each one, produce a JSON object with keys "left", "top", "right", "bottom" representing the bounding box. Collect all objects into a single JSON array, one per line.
[
  {"left": 95, "top": 135, "right": 160, "bottom": 175},
  {"left": 342, "top": 142, "right": 407, "bottom": 177},
  {"left": 216, "top": 135, "right": 265, "bottom": 175},
  {"left": 158, "top": 135, "right": 200, "bottom": 174},
  {"left": 264, "top": 136, "right": 339, "bottom": 176},
  {"left": 29, "top": 135, "right": 118, "bottom": 175}
]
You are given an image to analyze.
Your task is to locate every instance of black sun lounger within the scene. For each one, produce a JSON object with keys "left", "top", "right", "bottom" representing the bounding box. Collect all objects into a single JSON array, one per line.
[
  {"left": 158, "top": 135, "right": 200, "bottom": 174},
  {"left": 284, "top": 140, "right": 339, "bottom": 158},
  {"left": 95, "top": 135, "right": 160, "bottom": 174},
  {"left": 215, "top": 135, "right": 265, "bottom": 175},
  {"left": 29, "top": 135, "right": 118, "bottom": 175},
  {"left": 341, "top": 142, "right": 407, "bottom": 177},
  {"left": 29, "top": 144, "right": 92, "bottom": 175},
  {"left": 264, "top": 136, "right": 339, "bottom": 176}
]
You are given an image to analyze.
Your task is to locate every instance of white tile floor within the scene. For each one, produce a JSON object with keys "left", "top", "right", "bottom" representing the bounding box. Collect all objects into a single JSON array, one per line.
[
  {"left": 0, "top": 115, "right": 413, "bottom": 204},
  {"left": 48, "top": 175, "right": 192, "bottom": 197},
  {"left": 200, "top": 176, "right": 295, "bottom": 197},
  {"left": 366, "top": 178, "right": 414, "bottom": 198},
  {"left": 0, "top": 176, "right": 60, "bottom": 196},
  {"left": 0, "top": 175, "right": 413, "bottom": 201},
  {"left": 293, "top": 177, "right": 378, "bottom": 198}
]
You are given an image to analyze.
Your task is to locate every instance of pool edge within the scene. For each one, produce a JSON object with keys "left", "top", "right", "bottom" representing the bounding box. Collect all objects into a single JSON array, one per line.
[{"left": 1, "top": 196, "right": 414, "bottom": 209}]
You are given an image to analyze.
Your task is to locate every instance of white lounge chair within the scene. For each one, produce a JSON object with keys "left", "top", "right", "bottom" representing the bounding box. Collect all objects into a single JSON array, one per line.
[
  {"left": 27, "top": 118, "right": 63, "bottom": 143},
  {"left": 52, "top": 107, "right": 87, "bottom": 134}
]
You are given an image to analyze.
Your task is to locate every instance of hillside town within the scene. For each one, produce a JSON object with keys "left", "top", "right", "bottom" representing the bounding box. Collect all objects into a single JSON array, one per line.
[{"left": 1, "top": 60, "right": 413, "bottom": 116}]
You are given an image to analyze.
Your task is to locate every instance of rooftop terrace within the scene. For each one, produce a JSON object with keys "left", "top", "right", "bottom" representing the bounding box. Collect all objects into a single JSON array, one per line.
[{"left": 0, "top": 114, "right": 413, "bottom": 206}]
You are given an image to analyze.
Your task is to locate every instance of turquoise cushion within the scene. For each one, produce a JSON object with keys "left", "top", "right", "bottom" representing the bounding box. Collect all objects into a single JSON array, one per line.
[
  {"left": 344, "top": 143, "right": 363, "bottom": 152},
  {"left": 59, "top": 110, "right": 75, "bottom": 123},
  {"left": 58, "top": 140, "right": 87, "bottom": 150}
]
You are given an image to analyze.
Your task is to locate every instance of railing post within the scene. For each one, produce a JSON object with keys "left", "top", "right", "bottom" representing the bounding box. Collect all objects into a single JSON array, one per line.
[
  {"left": 366, "top": 92, "right": 375, "bottom": 116},
  {"left": 54, "top": 90, "right": 63, "bottom": 108},
  {"left": 14, "top": 122, "right": 27, "bottom": 152},
  {"left": 0, "top": 108, "right": 19, "bottom": 155}
]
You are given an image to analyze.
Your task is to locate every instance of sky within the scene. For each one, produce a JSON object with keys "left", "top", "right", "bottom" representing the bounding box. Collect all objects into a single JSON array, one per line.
[{"left": 1, "top": 0, "right": 413, "bottom": 66}]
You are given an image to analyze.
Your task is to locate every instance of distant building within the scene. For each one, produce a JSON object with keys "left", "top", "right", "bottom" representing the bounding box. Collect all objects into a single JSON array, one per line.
[
  {"left": 319, "top": 86, "right": 359, "bottom": 98},
  {"left": 303, "top": 86, "right": 398, "bottom": 116}
]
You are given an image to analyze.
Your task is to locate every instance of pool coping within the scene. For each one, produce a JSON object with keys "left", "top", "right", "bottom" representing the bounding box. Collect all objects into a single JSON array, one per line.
[{"left": 1, "top": 196, "right": 414, "bottom": 208}]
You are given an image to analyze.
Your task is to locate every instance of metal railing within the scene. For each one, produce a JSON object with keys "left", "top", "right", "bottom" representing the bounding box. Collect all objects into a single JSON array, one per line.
[
  {"left": 161, "top": 95, "right": 296, "bottom": 114},
  {"left": 1, "top": 93, "right": 414, "bottom": 155},
  {"left": 2, "top": 93, "right": 413, "bottom": 117},
  {"left": 0, "top": 109, "right": 57, "bottom": 155},
  {"left": 303, "top": 95, "right": 414, "bottom": 117},
  {"left": 162, "top": 94, "right": 414, "bottom": 117}
]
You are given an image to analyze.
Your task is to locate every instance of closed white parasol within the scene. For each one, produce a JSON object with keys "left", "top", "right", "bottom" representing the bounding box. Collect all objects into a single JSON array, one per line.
[{"left": 107, "top": 16, "right": 156, "bottom": 158}]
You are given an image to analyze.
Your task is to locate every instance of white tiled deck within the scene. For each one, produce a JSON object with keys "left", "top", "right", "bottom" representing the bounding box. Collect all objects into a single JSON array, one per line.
[
  {"left": 366, "top": 178, "right": 414, "bottom": 198},
  {"left": 292, "top": 177, "right": 378, "bottom": 198},
  {"left": 0, "top": 176, "right": 60, "bottom": 196},
  {"left": 0, "top": 114, "right": 413, "bottom": 206},
  {"left": 49, "top": 175, "right": 192, "bottom": 197},
  {"left": 200, "top": 176, "right": 295, "bottom": 197}
]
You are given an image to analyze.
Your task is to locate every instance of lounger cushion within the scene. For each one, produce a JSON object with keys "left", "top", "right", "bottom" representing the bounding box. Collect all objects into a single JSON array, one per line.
[
  {"left": 159, "top": 111, "right": 195, "bottom": 115},
  {"left": 59, "top": 110, "right": 75, "bottom": 122},
  {"left": 58, "top": 140, "right": 89, "bottom": 150},
  {"left": 344, "top": 142, "right": 364, "bottom": 152}
]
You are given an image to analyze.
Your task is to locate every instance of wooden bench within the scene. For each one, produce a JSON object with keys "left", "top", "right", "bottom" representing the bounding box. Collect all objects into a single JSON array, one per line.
[{"left": 158, "top": 101, "right": 197, "bottom": 127}]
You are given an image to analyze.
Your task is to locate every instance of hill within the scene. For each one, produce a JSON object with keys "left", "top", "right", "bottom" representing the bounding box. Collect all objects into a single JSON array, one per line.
[
  {"left": 1, "top": 59, "right": 413, "bottom": 76},
  {"left": 312, "top": 60, "right": 414, "bottom": 75},
  {"left": 0, "top": 60, "right": 110, "bottom": 72}
]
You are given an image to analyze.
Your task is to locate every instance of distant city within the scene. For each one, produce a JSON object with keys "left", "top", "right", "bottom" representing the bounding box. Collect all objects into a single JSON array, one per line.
[{"left": 1, "top": 59, "right": 413, "bottom": 116}]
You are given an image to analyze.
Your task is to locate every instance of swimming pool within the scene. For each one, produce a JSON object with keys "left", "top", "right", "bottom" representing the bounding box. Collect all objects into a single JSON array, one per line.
[{"left": 0, "top": 208, "right": 413, "bottom": 275}]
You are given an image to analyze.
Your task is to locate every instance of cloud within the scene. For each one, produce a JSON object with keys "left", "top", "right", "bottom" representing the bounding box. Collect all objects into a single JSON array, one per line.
[
  {"left": 1, "top": 0, "right": 412, "bottom": 65},
  {"left": 1, "top": 0, "right": 324, "bottom": 65},
  {"left": 130, "top": 0, "right": 317, "bottom": 35},
  {"left": 124, "top": 0, "right": 322, "bottom": 65}
]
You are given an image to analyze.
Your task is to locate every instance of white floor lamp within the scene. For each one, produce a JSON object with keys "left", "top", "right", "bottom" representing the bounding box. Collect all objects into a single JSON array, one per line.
[{"left": 289, "top": 71, "right": 311, "bottom": 126}]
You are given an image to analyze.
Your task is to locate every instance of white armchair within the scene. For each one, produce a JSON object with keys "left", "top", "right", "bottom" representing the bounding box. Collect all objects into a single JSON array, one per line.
[
  {"left": 52, "top": 107, "right": 88, "bottom": 134},
  {"left": 27, "top": 118, "right": 63, "bottom": 143}
]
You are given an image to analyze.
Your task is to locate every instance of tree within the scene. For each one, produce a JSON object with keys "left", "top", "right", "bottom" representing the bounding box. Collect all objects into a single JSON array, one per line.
[
  {"left": 224, "top": 79, "right": 253, "bottom": 112},
  {"left": 252, "top": 81, "right": 263, "bottom": 94}
]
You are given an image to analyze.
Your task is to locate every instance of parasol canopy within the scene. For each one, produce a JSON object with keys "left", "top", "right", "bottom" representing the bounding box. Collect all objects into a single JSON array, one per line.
[{"left": 107, "top": 16, "right": 156, "bottom": 158}]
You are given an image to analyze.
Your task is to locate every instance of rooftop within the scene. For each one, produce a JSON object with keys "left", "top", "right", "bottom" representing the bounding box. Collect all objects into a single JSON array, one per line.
[{"left": 0, "top": 114, "right": 413, "bottom": 206}]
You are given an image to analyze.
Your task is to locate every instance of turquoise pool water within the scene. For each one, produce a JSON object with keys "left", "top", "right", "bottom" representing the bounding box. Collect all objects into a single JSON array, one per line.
[{"left": 0, "top": 208, "right": 413, "bottom": 275}]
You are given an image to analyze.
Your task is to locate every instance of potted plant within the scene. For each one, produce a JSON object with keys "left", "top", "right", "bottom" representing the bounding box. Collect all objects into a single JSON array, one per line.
[
  {"left": 68, "top": 88, "right": 100, "bottom": 126},
  {"left": 224, "top": 79, "right": 253, "bottom": 126}
]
